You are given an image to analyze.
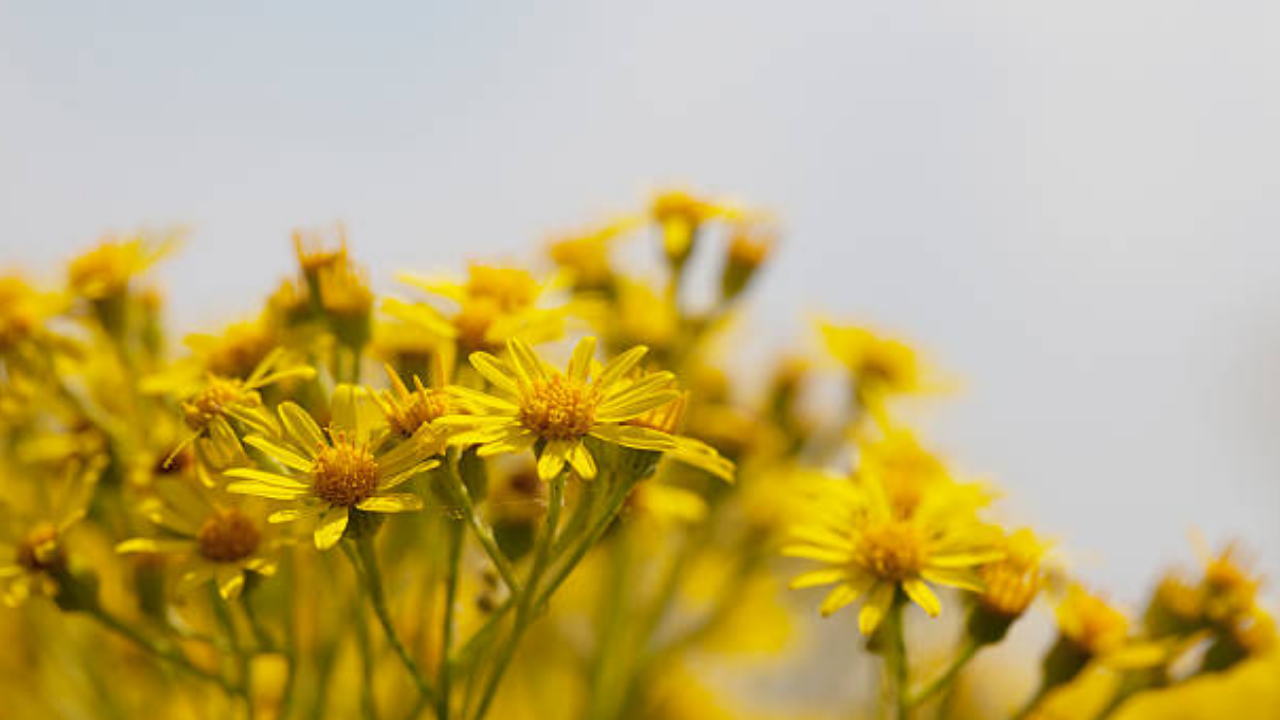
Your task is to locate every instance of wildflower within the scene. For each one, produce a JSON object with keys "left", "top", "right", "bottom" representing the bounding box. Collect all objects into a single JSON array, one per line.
[
  {"left": 293, "top": 224, "right": 349, "bottom": 280},
  {"left": 649, "top": 188, "right": 742, "bottom": 267},
  {"left": 1047, "top": 585, "right": 1165, "bottom": 677},
  {"left": 547, "top": 215, "right": 641, "bottom": 291},
  {"left": 0, "top": 458, "right": 98, "bottom": 608},
  {"left": 0, "top": 276, "right": 65, "bottom": 373},
  {"left": 116, "top": 479, "right": 283, "bottom": 599},
  {"left": 66, "top": 234, "right": 172, "bottom": 302},
  {"left": 626, "top": 388, "right": 735, "bottom": 482},
  {"left": 318, "top": 260, "right": 374, "bottom": 348},
  {"left": 968, "top": 528, "right": 1049, "bottom": 644},
  {"left": 166, "top": 348, "right": 315, "bottom": 468},
  {"left": 441, "top": 337, "right": 685, "bottom": 481},
  {"left": 819, "top": 321, "right": 928, "bottom": 418},
  {"left": 784, "top": 471, "right": 1001, "bottom": 634},
  {"left": 388, "top": 263, "right": 565, "bottom": 355},
  {"left": 720, "top": 224, "right": 775, "bottom": 300},
  {"left": 1200, "top": 545, "right": 1260, "bottom": 626},
  {"left": 185, "top": 319, "right": 277, "bottom": 379},
  {"left": 373, "top": 362, "right": 452, "bottom": 438},
  {"left": 226, "top": 385, "right": 442, "bottom": 549}
]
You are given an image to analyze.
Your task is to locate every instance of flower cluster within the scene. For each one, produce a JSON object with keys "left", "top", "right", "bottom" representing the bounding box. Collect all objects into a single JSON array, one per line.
[{"left": 0, "top": 191, "right": 1272, "bottom": 720}]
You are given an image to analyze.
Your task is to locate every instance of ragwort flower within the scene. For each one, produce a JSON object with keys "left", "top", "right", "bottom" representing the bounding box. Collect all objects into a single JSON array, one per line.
[
  {"left": 785, "top": 471, "right": 1002, "bottom": 634},
  {"left": 441, "top": 337, "right": 688, "bottom": 481},
  {"left": 226, "top": 386, "right": 442, "bottom": 550}
]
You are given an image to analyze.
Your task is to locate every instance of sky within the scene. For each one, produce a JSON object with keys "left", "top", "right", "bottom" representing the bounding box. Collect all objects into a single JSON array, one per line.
[{"left": 3, "top": 1, "right": 1279, "bottom": 600}]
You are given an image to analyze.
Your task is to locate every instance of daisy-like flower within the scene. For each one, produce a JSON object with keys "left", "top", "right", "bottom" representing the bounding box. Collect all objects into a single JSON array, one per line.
[
  {"left": 441, "top": 337, "right": 689, "bottom": 481},
  {"left": 784, "top": 470, "right": 1002, "bottom": 634},
  {"left": 546, "top": 214, "right": 642, "bottom": 291},
  {"left": 819, "top": 321, "right": 936, "bottom": 418},
  {"left": 649, "top": 188, "right": 745, "bottom": 266},
  {"left": 387, "top": 263, "right": 566, "bottom": 356},
  {"left": 158, "top": 348, "right": 315, "bottom": 469},
  {"left": 225, "top": 385, "right": 442, "bottom": 550},
  {"left": 116, "top": 478, "right": 284, "bottom": 599},
  {"left": 1051, "top": 585, "right": 1167, "bottom": 670},
  {"left": 66, "top": 234, "right": 174, "bottom": 302},
  {"left": 626, "top": 388, "right": 735, "bottom": 483},
  {"left": 0, "top": 457, "right": 99, "bottom": 607}
]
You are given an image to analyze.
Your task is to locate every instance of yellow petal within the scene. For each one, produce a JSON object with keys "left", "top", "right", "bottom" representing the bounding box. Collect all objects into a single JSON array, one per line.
[
  {"left": 356, "top": 493, "right": 425, "bottom": 513},
  {"left": 858, "top": 583, "right": 895, "bottom": 635},
  {"left": 589, "top": 424, "right": 676, "bottom": 451},
  {"left": 468, "top": 351, "right": 519, "bottom": 394},
  {"left": 594, "top": 345, "right": 648, "bottom": 390},
  {"left": 313, "top": 506, "right": 350, "bottom": 550},
  {"left": 566, "top": 442, "right": 597, "bottom": 479},
  {"left": 902, "top": 578, "right": 942, "bottom": 617},
  {"left": 821, "top": 581, "right": 868, "bottom": 616},
  {"left": 567, "top": 337, "right": 597, "bottom": 382},
  {"left": 279, "top": 402, "right": 326, "bottom": 453},
  {"left": 243, "top": 435, "right": 313, "bottom": 471},
  {"left": 536, "top": 440, "right": 570, "bottom": 480},
  {"left": 225, "top": 468, "right": 309, "bottom": 489},
  {"left": 790, "top": 568, "right": 848, "bottom": 590},
  {"left": 226, "top": 481, "right": 309, "bottom": 501},
  {"left": 216, "top": 565, "right": 245, "bottom": 600}
]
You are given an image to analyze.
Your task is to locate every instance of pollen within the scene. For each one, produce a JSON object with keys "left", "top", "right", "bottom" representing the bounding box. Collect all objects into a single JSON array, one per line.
[
  {"left": 16, "top": 522, "right": 64, "bottom": 573},
  {"left": 312, "top": 435, "right": 380, "bottom": 506},
  {"left": 855, "top": 520, "right": 926, "bottom": 582},
  {"left": 197, "top": 508, "right": 261, "bottom": 563},
  {"left": 518, "top": 376, "right": 600, "bottom": 441}
]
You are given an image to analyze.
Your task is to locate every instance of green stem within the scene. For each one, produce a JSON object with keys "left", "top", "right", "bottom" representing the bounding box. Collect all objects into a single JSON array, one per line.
[
  {"left": 888, "top": 599, "right": 910, "bottom": 720},
  {"left": 348, "top": 536, "right": 440, "bottom": 707},
  {"left": 86, "top": 606, "right": 236, "bottom": 694},
  {"left": 470, "top": 473, "right": 564, "bottom": 720},
  {"left": 211, "top": 587, "right": 255, "bottom": 720},
  {"left": 446, "top": 465, "right": 522, "bottom": 596},
  {"left": 439, "top": 519, "right": 465, "bottom": 720},
  {"left": 351, "top": 582, "right": 380, "bottom": 720},
  {"left": 908, "top": 639, "right": 979, "bottom": 709}
]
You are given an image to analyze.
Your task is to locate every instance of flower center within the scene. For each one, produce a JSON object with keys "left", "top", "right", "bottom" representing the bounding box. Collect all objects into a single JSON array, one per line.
[
  {"left": 197, "top": 508, "right": 261, "bottom": 563},
  {"left": 312, "top": 437, "right": 380, "bottom": 506},
  {"left": 16, "top": 522, "right": 64, "bottom": 572},
  {"left": 386, "top": 390, "right": 450, "bottom": 437},
  {"left": 182, "top": 379, "right": 250, "bottom": 430},
  {"left": 518, "top": 376, "right": 599, "bottom": 441},
  {"left": 855, "top": 521, "right": 926, "bottom": 582}
]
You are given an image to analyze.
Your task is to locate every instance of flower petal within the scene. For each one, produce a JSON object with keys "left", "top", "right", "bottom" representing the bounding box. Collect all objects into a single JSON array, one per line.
[
  {"left": 858, "top": 583, "right": 896, "bottom": 635},
  {"left": 567, "top": 337, "right": 597, "bottom": 383},
  {"left": 356, "top": 493, "right": 425, "bottom": 513},
  {"left": 116, "top": 538, "right": 193, "bottom": 554},
  {"left": 536, "top": 440, "right": 570, "bottom": 481},
  {"left": 278, "top": 402, "right": 326, "bottom": 454},
  {"left": 589, "top": 424, "right": 676, "bottom": 451},
  {"left": 469, "top": 352, "right": 519, "bottom": 394},
  {"left": 313, "top": 506, "right": 349, "bottom": 550},
  {"left": 225, "top": 468, "right": 309, "bottom": 489},
  {"left": 821, "top": 580, "right": 871, "bottom": 617},
  {"left": 789, "top": 568, "right": 848, "bottom": 590},
  {"left": 902, "top": 578, "right": 942, "bottom": 617},
  {"left": 227, "top": 481, "right": 310, "bottom": 500},
  {"left": 243, "top": 435, "right": 313, "bottom": 472},
  {"left": 566, "top": 442, "right": 597, "bottom": 479},
  {"left": 216, "top": 565, "right": 246, "bottom": 600},
  {"left": 594, "top": 345, "right": 648, "bottom": 390}
]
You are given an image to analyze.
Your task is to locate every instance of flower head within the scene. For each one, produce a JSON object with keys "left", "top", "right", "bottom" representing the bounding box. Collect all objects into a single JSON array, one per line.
[
  {"left": 441, "top": 337, "right": 691, "bottom": 481},
  {"left": 117, "top": 478, "right": 283, "bottom": 599},
  {"left": 978, "top": 528, "right": 1048, "bottom": 620},
  {"left": 785, "top": 470, "right": 1001, "bottom": 634},
  {"left": 819, "top": 321, "right": 931, "bottom": 416},
  {"left": 67, "top": 235, "right": 172, "bottom": 301},
  {"left": 226, "top": 385, "right": 441, "bottom": 549}
]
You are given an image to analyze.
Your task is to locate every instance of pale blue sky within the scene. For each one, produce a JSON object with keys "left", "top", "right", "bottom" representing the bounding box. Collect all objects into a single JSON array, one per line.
[{"left": 3, "top": 1, "right": 1279, "bottom": 599}]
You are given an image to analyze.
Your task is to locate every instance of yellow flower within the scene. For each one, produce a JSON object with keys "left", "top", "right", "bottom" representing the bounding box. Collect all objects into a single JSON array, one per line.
[
  {"left": 67, "top": 234, "right": 173, "bottom": 301},
  {"left": 387, "top": 263, "right": 565, "bottom": 355},
  {"left": 0, "top": 457, "right": 99, "bottom": 607},
  {"left": 819, "top": 321, "right": 931, "bottom": 416},
  {"left": 166, "top": 348, "right": 316, "bottom": 469},
  {"left": 1055, "top": 584, "right": 1166, "bottom": 668},
  {"left": 720, "top": 224, "right": 776, "bottom": 299},
  {"left": 372, "top": 362, "right": 452, "bottom": 439},
  {"left": 978, "top": 528, "right": 1049, "bottom": 620},
  {"left": 116, "top": 478, "right": 284, "bottom": 599},
  {"left": 649, "top": 188, "right": 743, "bottom": 265},
  {"left": 1200, "top": 544, "right": 1261, "bottom": 625},
  {"left": 440, "top": 337, "right": 686, "bottom": 481},
  {"left": 185, "top": 319, "right": 277, "bottom": 380},
  {"left": 784, "top": 470, "right": 1001, "bottom": 634},
  {"left": 626, "top": 388, "right": 735, "bottom": 483},
  {"left": 546, "top": 215, "right": 642, "bottom": 290},
  {"left": 225, "top": 385, "right": 442, "bottom": 550},
  {"left": 292, "top": 224, "right": 349, "bottom": 277}
]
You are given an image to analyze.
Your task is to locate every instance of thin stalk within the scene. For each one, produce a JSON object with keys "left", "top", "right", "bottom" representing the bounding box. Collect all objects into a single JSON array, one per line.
[
  {"left": 446, "top": 464, "right": 521, "bottom": 595},
  {"left": 86, "top": 606, "right": 236, "bottom": 694},
  {"left": 211, "top": 586, "right": 255, "bottom": 720},
  {"left": 888, "top": 599, "right": 910, "bottom": 720},
  {"left": 438, "top": 519, "right": 465, "bottom": 720},
  {"left": 908, "top": 639, "right": 980, "bottom": 708},
  {"left": 469, "top": 474, "right": 564, "bottom": 720},
  {"left": 348, "top": 537, "right": 440, "bottom": 707}
]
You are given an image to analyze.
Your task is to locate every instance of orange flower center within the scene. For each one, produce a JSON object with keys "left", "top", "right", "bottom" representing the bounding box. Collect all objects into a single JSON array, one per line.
[
  {"left": 518, "top": 376, "right": 599, "bottom": 441},
  {"left": 197, "top": 508, "right": 261, "bottom": 563},
  {"left": 16, "top": 522, "right": 64, "bottom": 572},
  {"left": 312, "top": 437, "right": 380, "bottom": 506},
  {"left": 855, "top": 521, "right": 926, "bottom": 582}
]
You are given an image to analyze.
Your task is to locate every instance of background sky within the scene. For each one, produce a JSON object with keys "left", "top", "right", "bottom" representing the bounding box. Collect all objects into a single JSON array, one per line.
[{"left": 3, "top": 1, "right": 1279, "bottom": 601}]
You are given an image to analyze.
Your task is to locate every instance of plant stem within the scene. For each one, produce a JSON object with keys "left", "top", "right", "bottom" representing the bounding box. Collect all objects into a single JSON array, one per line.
[
  {"left": 908, "top": 639, "right": 980, "bottom": 709},
  {"left": 211, "top": 587, "right": 256, "bottom": 720},
  {"left": 445, "top": 464, "right": 522, "bottom": 596},
  {"left": 86, "top": 606, "right": 236, "bottom": 694},
  {"left": 469, "top": 473, "right": 564, "bottom": 720},
  {"left": 348, "top": 536, "right": 440, "bottom": 708},
  {"left": 438, "top": 519, "right": 465, "bottom": 720},
  {"left": 888, "top": 599, "right": 910, "bottom": 720}
]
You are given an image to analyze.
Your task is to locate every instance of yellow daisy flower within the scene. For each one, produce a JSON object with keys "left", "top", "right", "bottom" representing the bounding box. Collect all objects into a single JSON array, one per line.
[
  {"left": 67, "top": 234, "right": 174, "bottom": 302},
  {"left": 819, "top": 321, "right": 935, "bottom": 417},
  {"left": 784, "top": 471, "right": 1002, "bottom": 634},
  {"left": 225, "top": 385, "right": 442, "bottom": 550},
  {"left": 546, "top": 214, "right": 642, "bottom": 290},
  {"left": 0, "top": 456, "right": 99, "bottom": 608},
  {"left": 440, "top": 336, "right": 687, "bottom": 481},
  {"left": 116, "top": 478, "right": 285, "bottom": 599}
]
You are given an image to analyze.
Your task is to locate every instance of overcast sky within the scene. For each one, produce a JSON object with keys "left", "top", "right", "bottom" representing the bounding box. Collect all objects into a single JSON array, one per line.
[{"left": 3, "top": 1, "right": 1279, "bottom": 600}]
